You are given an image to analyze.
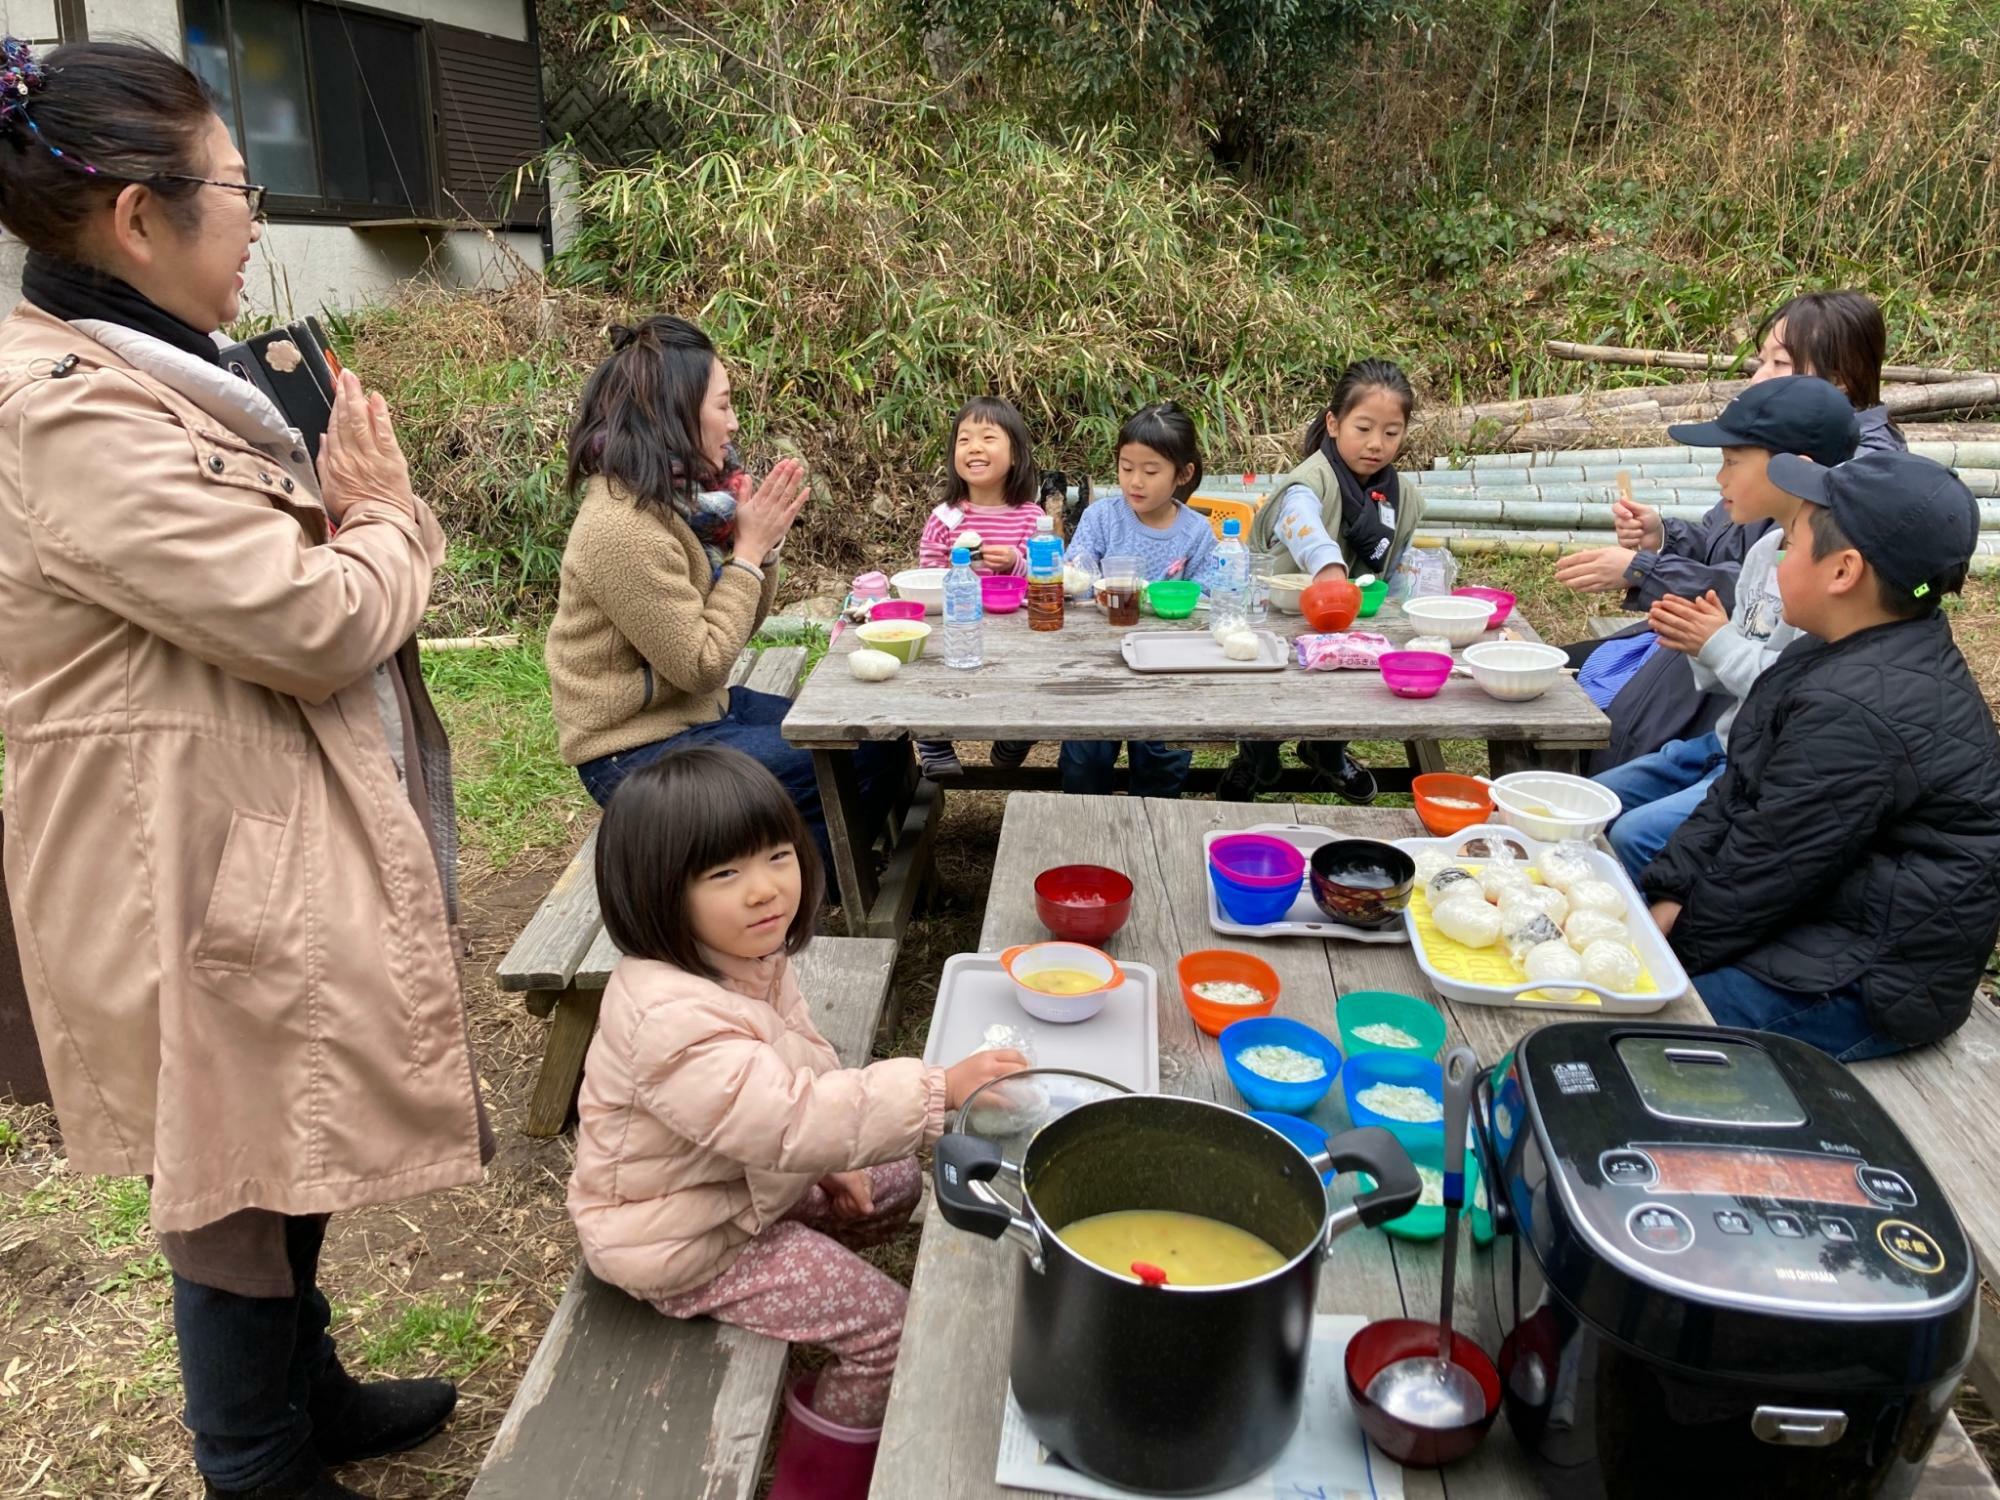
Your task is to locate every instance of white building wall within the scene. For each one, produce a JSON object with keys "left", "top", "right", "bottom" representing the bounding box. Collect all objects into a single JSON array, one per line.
[{"left": 0, "top": 0, "right": 545, "bottom": 314}]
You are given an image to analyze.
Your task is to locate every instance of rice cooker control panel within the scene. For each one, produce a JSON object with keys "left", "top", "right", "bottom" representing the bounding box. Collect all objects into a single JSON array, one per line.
[{"left": 1513, "top": 1028, "right": 1970, "bottom": 1311}]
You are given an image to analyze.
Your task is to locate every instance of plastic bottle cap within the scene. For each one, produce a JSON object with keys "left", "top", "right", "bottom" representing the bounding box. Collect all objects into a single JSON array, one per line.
[
  {"left": 951, "top": 547, "right": 971, "bottom": 566},
  {"left": 1035, "top": 513, "right": 1053, "bottom": 531},
  {"left": 1222, "top": 518, "right": 1242, "bottom": 537}
]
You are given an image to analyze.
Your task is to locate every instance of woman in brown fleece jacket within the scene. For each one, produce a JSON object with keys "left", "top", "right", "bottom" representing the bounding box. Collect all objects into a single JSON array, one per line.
[{"left": 545, "top": 316, "right": 903, "bottom": 868}]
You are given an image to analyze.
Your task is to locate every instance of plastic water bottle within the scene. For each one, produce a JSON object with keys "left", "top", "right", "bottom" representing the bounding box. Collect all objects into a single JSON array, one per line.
[
  {"left": 942, "top": 546, "right": 984, "bottom": 669},
  {"left": 1211, "top": 517, "right": 1250, "bottom": 635}
]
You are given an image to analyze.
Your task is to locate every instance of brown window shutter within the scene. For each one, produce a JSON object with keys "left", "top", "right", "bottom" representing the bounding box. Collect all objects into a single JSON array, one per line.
[{"left": 429, "top": 23, "right": 546, "bottom": 229}]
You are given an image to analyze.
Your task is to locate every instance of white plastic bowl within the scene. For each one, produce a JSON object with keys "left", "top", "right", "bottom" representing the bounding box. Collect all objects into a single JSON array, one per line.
[
  {"left": 1267, "top": 573, "right": 1314, "bottom": 614},
  {"left": 1489, "top": 772, "right": 1622, "bottom": 842},
  {"left": 890, "top": 568, "right": 947, "bottom": 615},
  {"left": 1462, "top": 641, "right": 1567, "bottom": 702},
  {"left": 1400, "top": 594, "right": 1495, "bottom": 647},
  {"left": 998, "top": 941, "right": 1123, "bottom": 1024}
]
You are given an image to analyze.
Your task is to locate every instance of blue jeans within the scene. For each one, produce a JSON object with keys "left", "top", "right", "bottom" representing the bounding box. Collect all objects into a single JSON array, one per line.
[
  {"left": 1059, "top": 740, "right": 1192, "bottom": 798},
  {"left": 1594, "top": 732, "right": 1727, "bottom": 883},
  {"left": 577, "top": 688, "right": 905, "bottom": 877},
  {"left": 1694, "top": 966, "right": 1913, "bottom": 1063},
  {"left": 173, "top": 1216, "right": 333, "bottom": 1489}
]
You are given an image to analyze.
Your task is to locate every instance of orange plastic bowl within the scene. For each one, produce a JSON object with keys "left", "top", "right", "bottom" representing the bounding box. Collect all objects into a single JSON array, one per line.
[
  {"left": 1301, "top": 578, "right": 1362, "bottom": 633},
  {"left": 1177, "top": 949, "right": 1282, "bottom": 1036},
  {"left": 1412, "top": 773, "right": 1495, "bottom": 836}
]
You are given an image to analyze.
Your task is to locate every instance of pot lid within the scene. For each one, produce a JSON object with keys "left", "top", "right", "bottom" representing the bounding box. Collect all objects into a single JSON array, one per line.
[{"left": 955, "top": 1068, "right": 1131, "bottom": 1163}]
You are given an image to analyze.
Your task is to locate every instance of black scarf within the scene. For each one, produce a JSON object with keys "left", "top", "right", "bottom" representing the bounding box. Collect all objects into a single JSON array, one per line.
[
  {"left": 1322, "top": 438, "right": 1400, "bottom": 575},
  {"left": 21, "top": 251, "right": 221, "bottom": 367}
]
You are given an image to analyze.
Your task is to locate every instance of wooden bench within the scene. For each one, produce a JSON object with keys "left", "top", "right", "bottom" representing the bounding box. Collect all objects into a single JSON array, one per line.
[
  {"left": 1588, "top": 613, "right": 1636, "bottom": 638},
  {"left": 499, "top": 646, "right": 808, "bottom": 1136},
  {"left": 470, "top": 935, "right": 900, "bottom": 1500}
]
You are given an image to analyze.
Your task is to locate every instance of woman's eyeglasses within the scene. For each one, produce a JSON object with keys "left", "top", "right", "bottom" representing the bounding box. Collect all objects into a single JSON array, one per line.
[{"left": 153, "top": 175, "right": 269, "bottom": 219}]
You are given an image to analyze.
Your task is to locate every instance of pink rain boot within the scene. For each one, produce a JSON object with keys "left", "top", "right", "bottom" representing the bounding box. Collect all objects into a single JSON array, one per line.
[{"left": 766, "top": 1375, "right": 882, "bottom": 1500}]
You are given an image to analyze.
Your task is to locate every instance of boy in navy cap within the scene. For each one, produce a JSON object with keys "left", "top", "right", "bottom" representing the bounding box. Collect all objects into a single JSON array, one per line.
[
  {"left": 1646, "top": 452, "right": 2000, "bottom": 1058},
  {"left": 1593, "top": 377, "right": 1860, "bottom": 880}
]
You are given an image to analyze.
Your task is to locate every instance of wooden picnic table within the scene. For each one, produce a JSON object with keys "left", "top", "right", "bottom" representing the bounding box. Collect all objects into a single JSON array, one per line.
[
  {"left": 868, "top": 794, "right": 1999, "bottom": 1500},
  {"left": 783, "top": 603, "right": 1611, "bottom": 937}
]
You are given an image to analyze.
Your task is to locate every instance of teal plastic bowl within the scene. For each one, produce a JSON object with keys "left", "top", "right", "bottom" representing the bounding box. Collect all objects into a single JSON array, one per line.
[
  {"left": 1336, "top": 991, "right": 1448, "bottom": 1061},
  {"left": 1354, "top": 1128, "right": 1492, "bottom": 1242},
  {"left": 1359, "top": 577, "right": 1389, "bottom": 616}
]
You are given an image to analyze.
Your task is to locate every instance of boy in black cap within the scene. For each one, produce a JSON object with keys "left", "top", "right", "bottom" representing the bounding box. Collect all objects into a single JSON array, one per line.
[
  {"left": 1593, "top": 377, "right": 1859, "bottom": 880},
  {"left": 1646, "top": 451, "right": 2000, "bottom": 1058}
]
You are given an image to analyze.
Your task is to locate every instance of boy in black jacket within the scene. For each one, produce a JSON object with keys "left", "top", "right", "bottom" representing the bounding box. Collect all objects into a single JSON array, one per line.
[{"left": 1646, "top": 451, "right": 2000, "bottom": 1059}]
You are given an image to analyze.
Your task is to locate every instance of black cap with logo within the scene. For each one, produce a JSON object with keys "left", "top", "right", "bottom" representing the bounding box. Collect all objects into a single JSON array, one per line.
[
  {"left": 1666, "top": 376, "right": 1861, "bottom": 468},
  {"left": 1768, "top": 450, "right": 1979, "bottom": 599}
]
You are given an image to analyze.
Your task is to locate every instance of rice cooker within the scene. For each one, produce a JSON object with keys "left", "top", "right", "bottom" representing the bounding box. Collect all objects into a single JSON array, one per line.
[{"left": 1472, "top": 1022, "right": 1976, "bottom": 1499}]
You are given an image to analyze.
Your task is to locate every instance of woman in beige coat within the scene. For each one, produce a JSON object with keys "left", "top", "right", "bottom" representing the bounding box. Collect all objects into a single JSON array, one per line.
[
  {"left": 0, "top": 40, "right": 485, "bottom": 1500},
  {"left": 570, "top": 746, "right": 1022, "bottom": 1497}
]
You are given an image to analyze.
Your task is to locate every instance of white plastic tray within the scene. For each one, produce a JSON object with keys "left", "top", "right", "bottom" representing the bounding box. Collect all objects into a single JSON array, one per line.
[
  {"left": 1202, "top": 824, "right": 1411, "bottom": 944},
  {"left": 1119, "top": 630, "right": 1287, "bottom": 673},
  {"left": 921, "top": 953, "right": 1160, "bottom": 1093},
  {"left": 1392, "top": 823, "right": 1687, "bottom": 1014}
]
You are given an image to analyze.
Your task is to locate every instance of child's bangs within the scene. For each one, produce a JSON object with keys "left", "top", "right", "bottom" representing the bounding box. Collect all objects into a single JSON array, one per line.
[{"left": 683, "top": 770, "right": 811, "bottom": 876}]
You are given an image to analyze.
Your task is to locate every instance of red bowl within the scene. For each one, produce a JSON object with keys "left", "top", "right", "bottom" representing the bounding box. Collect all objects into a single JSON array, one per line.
[
  {"left": 1344, "top": 1318, "right": 1501, "bottom": 1468},
  {"left": 1453, "top": 586, "right": 1516, "bottom": 629},
  {"left": 869, "top": 599, "right": 927, "bottom": 622},
  {"left": 981, "top": 575, "right": 1029, "bottom": 613},
  {"left": 1033, "top": 865, "right": 1134, "bottom": 942}
]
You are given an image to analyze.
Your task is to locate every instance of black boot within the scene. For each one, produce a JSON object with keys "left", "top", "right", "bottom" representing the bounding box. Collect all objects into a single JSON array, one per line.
[
  {"left": 205, "top": 1445, "right": 367, "bottom": 1499},
  {"left": 309, "top": 1359, "right": 458, "bottom": 1465},
  {"left": 1300, "top": 742, "right": 1377, "bottom": 805},
  {"left": 1217, "top": 742, "right": 1282, "bottom": 802}
]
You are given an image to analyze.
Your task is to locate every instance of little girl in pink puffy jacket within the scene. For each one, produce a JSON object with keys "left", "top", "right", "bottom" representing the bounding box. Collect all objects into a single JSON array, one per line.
[{"left": 567, "top": 745, "right": 1026, "bottom": 1493}]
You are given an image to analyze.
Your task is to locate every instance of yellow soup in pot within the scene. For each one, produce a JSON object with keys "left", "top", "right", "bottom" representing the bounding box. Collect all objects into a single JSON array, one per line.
[
  {"left": 1057, "top": 1210, "right": 1288, "bottom": 1287},
  {"left": 1022, "top": 968, "right": 1102, "bottom": 995}
]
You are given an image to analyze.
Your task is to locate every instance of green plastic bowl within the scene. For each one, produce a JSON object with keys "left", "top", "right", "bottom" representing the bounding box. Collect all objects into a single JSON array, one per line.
[
  {"left": 1358, "top": 577, "right": 1390, "bottom": 617},
  {"left": 1336, "top": 990, "right": 1448, "bottom": 1061},
  {"left": 1354, "top": 1129, "right": 1493, "bottom": 1243},
  {"left": 1147, "top": 579, "right": 1201, "bottom": 619}
]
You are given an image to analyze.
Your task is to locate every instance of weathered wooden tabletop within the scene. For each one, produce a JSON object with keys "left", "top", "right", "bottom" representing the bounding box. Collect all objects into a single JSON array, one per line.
[
  {"left": 868, "top": 794, "right": 1999, "bottom": 1500},
  {"left": 783, "top": 603, "right": 1611, "bottom": 750}
]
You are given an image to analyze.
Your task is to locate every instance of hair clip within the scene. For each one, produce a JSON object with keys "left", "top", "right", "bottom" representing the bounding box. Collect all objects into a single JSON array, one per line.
[
  {"left": 0, "top": 36, "right": 47, "bottom": 134},
  {"left": 608, "top": 323, "right": 638, "bottom": 351}
]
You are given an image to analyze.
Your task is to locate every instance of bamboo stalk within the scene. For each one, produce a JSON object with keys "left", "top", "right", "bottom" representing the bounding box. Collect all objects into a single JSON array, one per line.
[
  {"left": 1547, "top": 340, "right": 2000, "bottom": 386},
  {"left": 1884, "top": 376, "right": 2000, "bottom": 416},
  {"left": 418, "top": 634, "right": 522, "bottom": 651}
]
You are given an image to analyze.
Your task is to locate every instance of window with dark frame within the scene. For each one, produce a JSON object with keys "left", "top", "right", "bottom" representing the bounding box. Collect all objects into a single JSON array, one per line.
[{"left": 186, "top": 0, "right": 434, "bottom": 220}]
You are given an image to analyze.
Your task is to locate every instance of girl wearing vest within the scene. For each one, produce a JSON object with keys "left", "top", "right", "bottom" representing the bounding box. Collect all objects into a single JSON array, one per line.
[{"left": 1219, "top": 360, "right": 1424, "bottom": 802}]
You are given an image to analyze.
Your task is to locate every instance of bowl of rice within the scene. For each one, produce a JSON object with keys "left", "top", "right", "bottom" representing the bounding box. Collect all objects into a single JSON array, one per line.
[
  {"left": 1335, "top": 990, "right": 1447, "bottom": 1061},
  {"left": 1177, "top": 949, "right": 1281, "bottom": 1036},
  {"left": 1219, "top": 1015, "right": 1341, "bottom": 1114},
  {"left": 1340, "top": 1051, "right": 1445, "bottom": 1151}
]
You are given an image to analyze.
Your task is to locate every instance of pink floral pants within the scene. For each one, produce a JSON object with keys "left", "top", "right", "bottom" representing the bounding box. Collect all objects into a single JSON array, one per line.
[{"left": 655, "top": 1157, "right": 923, "bottom": 1427}]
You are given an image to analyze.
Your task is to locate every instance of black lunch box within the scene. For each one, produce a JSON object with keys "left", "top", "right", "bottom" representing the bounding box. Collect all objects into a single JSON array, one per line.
[{"left": 1472, "top": 1022, "right": 1976, "bottom": 1499}]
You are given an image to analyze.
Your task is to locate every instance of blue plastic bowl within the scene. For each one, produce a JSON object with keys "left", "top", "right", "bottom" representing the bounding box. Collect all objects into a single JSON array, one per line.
[
  {"left": 1221, "top": 1016, "right": 1341, "bottom": 1114},
  {"left": 1341, "top": 1051, "right": 1445, "bottom": 1151},
  {"left": 1210, "top": 862, "right": 1303, "bottom": 926},
  {"left": 1250, "top": 1111, "right": 1335, "bottom": 1184}
]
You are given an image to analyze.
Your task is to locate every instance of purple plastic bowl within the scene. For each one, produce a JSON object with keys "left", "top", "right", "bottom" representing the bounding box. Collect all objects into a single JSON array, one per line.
[
  {"left": 1380, "top": 650, "right": 1454, "bottom": 700},
  {"left": 869, "top": 599, "right": 927, "bottom": 622},
  {"left": 1208, "top": 833, "right": 1308, "bottom": 889},
  {"left": 981, "top": 575, "right": 1029, "bottom": 613}
]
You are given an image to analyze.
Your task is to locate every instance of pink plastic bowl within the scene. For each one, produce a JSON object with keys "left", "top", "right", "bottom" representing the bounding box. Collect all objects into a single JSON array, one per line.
[
  {"left": 1453, "top": 586, "right": 1516, "bottom": 628},
  {"left": 981, "top": 575, "right": 1029, "bottom": 612},
  {"left": 868, "top": 599, "right": 927, "bottom": 622},
  {"left": 1380, "top": 650, "right": 1455, "bottom": 699},
  {"left": 1208, "top": 833, "right": 1308, "bottom": 889}
]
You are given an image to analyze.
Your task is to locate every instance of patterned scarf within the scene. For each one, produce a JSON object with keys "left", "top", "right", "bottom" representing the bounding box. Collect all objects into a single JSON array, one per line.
[{"left": 678, "top": 460, "right": 751, "bottom": 583}]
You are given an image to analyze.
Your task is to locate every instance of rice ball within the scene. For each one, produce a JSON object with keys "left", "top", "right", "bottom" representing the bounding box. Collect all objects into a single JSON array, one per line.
[
  {"left": 1524, "top": 939, "right": 1586, "bottom": 1001},
  {"left": 1564, "top": 908, "right": 1629, "bottom": 952},
  {"left": 1580, "top": 940, "right": 1642, "bottom": 994},
  {"left": 1428, "top": 867, "right": 1481, "bottom": 905},
  {"left": 1480, "top": 864, "right": 1535, "bottom": 903},
  {"left": 1504, "top": 911, "right": 1565, "bottom": 963},
  {"left": 1414, "top": 849, "right": 1458, "bottom": 886},
  {"left": 1499, "top": 883, "right": 1569, "bottom": 928},
  {"left": 1433, "top": 895, "right": 1503, "bottom": 949},
  {"left": 1568, "top": 878, "right": 1625, "bottom": 918},
  {"left": 1534, "top": 841, "right": 1595, "bottom": 893}
]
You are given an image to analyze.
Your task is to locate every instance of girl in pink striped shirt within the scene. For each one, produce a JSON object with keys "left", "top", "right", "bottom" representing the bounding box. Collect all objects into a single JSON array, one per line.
[{"left": 914, "top": 397, "right": 1057, "bottom": 779}]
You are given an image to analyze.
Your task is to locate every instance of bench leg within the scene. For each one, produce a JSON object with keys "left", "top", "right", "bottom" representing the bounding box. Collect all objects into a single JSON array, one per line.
[
  {"left": 526, "top": 988, "right": 603, "bottom": 1137},
  {"left": 814, "top": 748, "right": 881, "bottom": 936},
  {"left": 1403, "top": 740, "right": 1448, "bottom": 776}
]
